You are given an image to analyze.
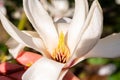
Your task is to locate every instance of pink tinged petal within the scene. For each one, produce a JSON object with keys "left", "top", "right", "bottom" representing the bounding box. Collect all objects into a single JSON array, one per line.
[
  {"left": 22, "top": 57, "right": 64, "bottom": 80},
  {"left": 16, "top": 51, "right": 42, "bottom": 67},
  {"left": 63, "top": 71, "right": 80, "bottom": 80},
  {"left": 66, "top": 0, "right": 103, "bottom": 67},
  {"left": 8, "top": 70, "right": 25, "bottom": 80},
  {"left": 0, "top": 62, "right": 24, "bottom": 75},
  {"left": 84, "top": 33, "right": 120, "bottom": 58},
  {"left": 67, "top": 0, "right": 88, "bottom": 53},
  {"left": 23, "top": 0, "right": 58, "bottom": 53},
  {"left": 0, "top": 12, "right": 44, "bottom": 53},
  {"left": 0, "top": 76, "right": 12, "bottom": 80}
]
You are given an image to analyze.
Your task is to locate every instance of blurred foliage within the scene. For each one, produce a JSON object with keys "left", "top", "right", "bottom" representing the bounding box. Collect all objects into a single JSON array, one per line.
[
  {"left": 108, "top": 72, "right": 120, "bottom": 80},
  {"left": 0, "top": 0, "right": 120, "bottom": 80},
  {"left": 87, "top": 58, "right": 110, "bottom": 65}
]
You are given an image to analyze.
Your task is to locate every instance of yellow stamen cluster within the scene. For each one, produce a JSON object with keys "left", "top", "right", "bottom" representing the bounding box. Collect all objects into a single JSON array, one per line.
[{"left": 52, "top": 32, "right": 70, "bottom": 63}]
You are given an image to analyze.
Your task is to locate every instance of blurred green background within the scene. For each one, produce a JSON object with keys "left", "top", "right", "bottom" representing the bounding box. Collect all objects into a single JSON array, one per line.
[{"left": 0, "top": 0, "right": 120, "bottom": 80}]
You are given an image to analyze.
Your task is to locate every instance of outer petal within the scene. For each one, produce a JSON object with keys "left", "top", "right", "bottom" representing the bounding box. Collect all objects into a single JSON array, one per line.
[
  {"left": 63, "top": 71, "right": 80, "bottom": 80},
  {"left": 6, "top": 31, "right": 38, "bottom": 58},
  {"left": 6, "top": 31, "right": 49, "bottom": 58},
  {"left": 6, "top": 38, "right": 25, "bottom": 58},
  {"left": 22, "top": 57, "right": 64, "bottom": 80},
  {"left": 22, "top": 31, "right": 46, "bottom": 54},
  {"left": 67, "top": 0, "right": 88, "bottom": 53},
  {"left": 16, "top": 51, "right": 42, "bottom": 67},
  {"left": 0, "top": 11, "right": 46, "bottom": 53},
  {"left": 74, "top": 0, "right": 103, "bottom": 58},
  {"left": 23, "top": 0, "right": 58, "bottom": 53},
  {"left": 73, "top": 33, "right": 120, "bottom": 66},
  {"left": 58, "top": 69, "right": 69, "bottom": 80},
  {"left": 66, "top": 0, "right": 103, "bottom": 67},
  {"left": 84, "top": 33, "right": 120, "bottom": 58}
]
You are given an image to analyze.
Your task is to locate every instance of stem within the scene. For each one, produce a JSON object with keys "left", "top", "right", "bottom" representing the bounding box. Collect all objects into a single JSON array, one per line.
[{"left": 18, "top": 12, "right": 27, "bottom": 30}]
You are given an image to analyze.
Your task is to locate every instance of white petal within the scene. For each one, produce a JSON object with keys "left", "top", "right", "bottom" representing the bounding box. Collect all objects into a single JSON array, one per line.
[
  {"left": 98, "top": 64, "right": 116, "bottom": 76},
  {"left": 67, "top": 0, "right": 88, "bottom": 53},
  {"left": 22, "top": 31, "right": 47, "bottom": 57},
  {"left": 22, "top": 31, "right": 40, "bottom": 37},
  {"left": 6, "top": 38, "right": 25, "bottom": 58},
  {"left": 66, "top": 0, "right": 103, "bottom": 67},
  {"left": 58, "top": 69, "right": 69, "bottom": 80},
  {"left": 51, "top": 0, "right": 69, "bottom": 12},
  {"left": 22, "top": 57, "right": 64, "bottom": 80},
  {"left": 85, "top": 33, "right": 120, "bottom": 58},
  {"left": 55, "top": 17, "right": 71, "bottom": 35},
  {"left": 0, "top": 11, "right": 45, "bottom": 52},
  {"left": 74, "top": 0, "right": 103, "bottom": 57},
  {"left": 6, "top": 31, "right": 50, "bottom": 58},
  {"left": 45, "top": 0, "right": 69, "bottom": 19},
  {"left": 56, "top": 23, "right": 70, "bottom": 36},
  {"left": 23, "top": 0, "right": 58, "bottom": 53},
  {"left": 55, "top": 17, "right": 71, "bottom": 23}
]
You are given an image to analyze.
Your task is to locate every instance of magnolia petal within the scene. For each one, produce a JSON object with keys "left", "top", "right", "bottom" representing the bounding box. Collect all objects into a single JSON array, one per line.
[
  {"left": 51, "top": 0, "right": 69, "bottom": 12},
  {"left": 6, "top": 31, "right": 49, "bottom": 58},
  {"left": 48, "top": 0, "right": 69, "bottom": 19},
  {"left": 16, "top": 51, "right": 42, "bottom": 67},
  {"left": 66, "top": 0, "right": 103, "bottom": 67},
  {"left": 56, "top": 23, "right": 70, "bottom": 36},
  {"left": 74, "top": 0, "right": 103, "bottom": 58},
  {"left": 6, "top": 38, "right": 25, "bottom": 58},
  {"left": 55, "top": 17, "right": 71, "bottom": 36},
  {"left": 63, "top": 71, "right": 80, "bottom": 80},
  {"left": 73, "top": 33, "right": 120, "bottom": 66},
  {"left": 55, "top": 17, "right": 71, "bottom": 23},
  {"left": 84, "top": 33, "right": 120, "bottom": 58},
  {"left": 23, "top": 0, "right": 58, "bottom": 53},
  {"left": 67, "top": 0, "right": 88, "bottom": 53},
  {"left": 64, "top": 8, "right": 74, "bottom": 17},
  {"left": 22, "top": 31, "right": 40, "bottom": 37},
  {"left": 0, "top": 11, "right": 46, "bottom": 52},
  {"left": 58, "top": 69, "right": 69, "bottom": 80},
  {"left": 22, "top": 57, "right": 64, "bottom": 80},
  {"left": 22, "top": 31, "right": 46, "bottom": 55}
]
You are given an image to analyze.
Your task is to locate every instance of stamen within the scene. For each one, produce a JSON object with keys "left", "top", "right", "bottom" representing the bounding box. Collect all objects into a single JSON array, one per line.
[{"left": 52, "top": 32, "right": 70, "bottom": 63}]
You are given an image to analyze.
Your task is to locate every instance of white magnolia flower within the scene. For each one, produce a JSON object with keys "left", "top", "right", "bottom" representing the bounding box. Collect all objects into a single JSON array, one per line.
[
  {"left": 98, "top": 64, "right": 116, "bottom": 76},
  {"left": 41, "top": 0, "right": 74, "bottom": 20},
  {"left": 0, "top": 0, "right": 120, "bottom": 80},
  {"left": 115, "top": 0, "right": 120, "bottom": 4}
]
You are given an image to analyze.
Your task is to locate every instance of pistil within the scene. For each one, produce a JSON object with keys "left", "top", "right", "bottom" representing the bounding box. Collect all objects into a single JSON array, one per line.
[{"left": 52, "top": 32, "right": 70, "bottom": 63}]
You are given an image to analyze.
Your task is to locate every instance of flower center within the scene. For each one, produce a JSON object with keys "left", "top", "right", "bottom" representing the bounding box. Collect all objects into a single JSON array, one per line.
[{"left": 52, "top": 32, "right": 70, "bottom": 63}]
